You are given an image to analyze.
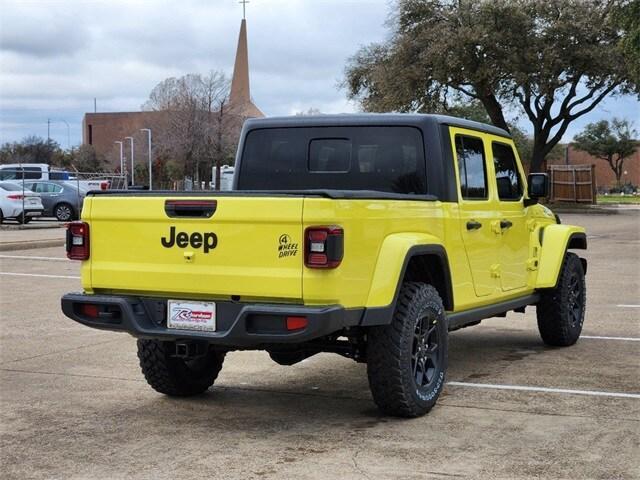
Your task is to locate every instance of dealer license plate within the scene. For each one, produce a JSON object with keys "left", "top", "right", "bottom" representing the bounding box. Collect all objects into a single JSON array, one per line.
[{"left": 167, "top": 300, "right": 216, "bottom": 332}]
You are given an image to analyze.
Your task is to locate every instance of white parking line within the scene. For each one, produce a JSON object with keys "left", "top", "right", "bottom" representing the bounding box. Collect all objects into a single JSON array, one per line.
[
  {"left": 582, "top": 335, "right": 640, "bottom": 342},
  {"left": 447, "top": 381, "right": 640, "bottom": 399},
  {"left": 0, "top": 255, "right": 68, "bottom": 262},
  {"left": 617, "top": 305, "right": 640, "bottom": 308},
  {"left": 0, "top": 272, "right": 79, "bottom": 280}
]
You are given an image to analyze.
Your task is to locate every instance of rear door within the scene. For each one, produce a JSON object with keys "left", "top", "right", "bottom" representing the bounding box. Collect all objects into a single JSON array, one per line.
[
  {"left": 30, "top": 182, "right": 62, "bottom": 214},
  {"left": 88, "top": 195, "right": 304, "bottom": 301},
  {"left": 489, "top": 140, "right": 529, "bottom": 291},
  {"left": 451, "top": 128, "right": 499, "bottom": 297}
]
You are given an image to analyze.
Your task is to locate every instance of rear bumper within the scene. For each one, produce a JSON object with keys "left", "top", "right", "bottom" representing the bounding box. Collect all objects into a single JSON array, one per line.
[
  {"left": 4, "top": 206, "right": 42, "bottom": 218},
  {"left": 61, "top": 293, "right": 362, "bottom": 347}
]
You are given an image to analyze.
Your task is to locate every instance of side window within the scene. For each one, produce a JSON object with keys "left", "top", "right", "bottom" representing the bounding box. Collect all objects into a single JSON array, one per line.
[
  {"left": 49, "top": 171, "right": 68, "bottom": 180},
  {"left": 34, "top": 183, "right": 62, "bottom": 193},
  {"left": 455, "top": 135, "right": 488, "bottom": 200},
  {"left": 492, "top": 142, "right": 522, "bottom": 201},
  {"left": 23, "top": 168, "right": 41, "bottom": 180}
]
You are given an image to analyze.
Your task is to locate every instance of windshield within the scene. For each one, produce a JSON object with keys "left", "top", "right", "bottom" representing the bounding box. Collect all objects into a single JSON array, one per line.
[{"left": 238, "top": 126, "right": 427, "bottom": 194}]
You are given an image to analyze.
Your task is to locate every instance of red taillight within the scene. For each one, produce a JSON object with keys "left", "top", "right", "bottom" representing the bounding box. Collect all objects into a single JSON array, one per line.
[
  {"left": 66, "top": 221, "right": 90, "bottom": 260},
  {"left": 80, "top": 304, "right": 99, "bottom": 318},
  {"left": 286, "top": 316, "right": 308, "bottom": 331},
  {"left": 7, "top": 194, "right": 24, "bottom": 200},
  {"left": 304, "top": 226, "right": 344, "bottom": 269}
]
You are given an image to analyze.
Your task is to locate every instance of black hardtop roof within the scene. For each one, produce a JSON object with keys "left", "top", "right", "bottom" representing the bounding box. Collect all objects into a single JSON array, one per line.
[{"left": 244, "top": 113, "right": 511, "bottom": 138}]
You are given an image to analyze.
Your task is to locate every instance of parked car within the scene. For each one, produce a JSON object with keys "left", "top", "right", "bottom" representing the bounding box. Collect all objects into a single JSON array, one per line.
[
  {"left": 23, "top": 181, "right": 84, "bottom": 221},
  {"left": 0, "top": 163, "right": 110, "bottom": 192},
  {"left": 0, "top": 182, "right": 44, "bottom": 223}
]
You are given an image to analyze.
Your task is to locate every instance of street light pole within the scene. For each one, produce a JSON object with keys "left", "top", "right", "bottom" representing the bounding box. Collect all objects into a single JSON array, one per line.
[
  {"left": 114, "top": 141, "right": 124, "bottom": 177},
  {"left": 125, "top": 136, "right": 135, "bottom": 185},
  {"left": 140, "top": 128, "right": 152, "bottom": 190}
]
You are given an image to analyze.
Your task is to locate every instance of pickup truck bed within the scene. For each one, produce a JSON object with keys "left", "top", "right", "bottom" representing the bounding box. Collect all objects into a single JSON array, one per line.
[{"left": 61, "top": 114, "right": 587, "bottom": 418}]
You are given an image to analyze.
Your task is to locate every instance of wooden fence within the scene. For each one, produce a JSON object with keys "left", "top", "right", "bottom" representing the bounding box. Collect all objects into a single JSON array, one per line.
[{"left": 547, "top": 165, "right": 597, "bottom": 204}]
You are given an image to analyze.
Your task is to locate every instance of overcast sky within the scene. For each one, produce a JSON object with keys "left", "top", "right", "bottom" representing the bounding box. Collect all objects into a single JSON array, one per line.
[{"left": 0, "top": 0, "right": 638, "bottom": 148}]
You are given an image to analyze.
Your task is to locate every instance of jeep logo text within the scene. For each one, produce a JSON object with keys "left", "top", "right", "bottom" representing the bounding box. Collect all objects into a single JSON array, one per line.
[{"left": 161, "top": 226, "right": 218, "bottom": 253}]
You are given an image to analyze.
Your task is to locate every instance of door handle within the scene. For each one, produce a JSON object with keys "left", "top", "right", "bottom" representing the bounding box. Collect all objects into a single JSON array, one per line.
[
  {"left": 466, "top": 220, "right": 482, "bottom": 231},
  {"left": 500, "top": 220, "right": 513, "bottom": 229}
]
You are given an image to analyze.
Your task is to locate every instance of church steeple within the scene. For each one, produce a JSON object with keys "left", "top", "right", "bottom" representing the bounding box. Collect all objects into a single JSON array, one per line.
[{"left": 229, "top": 17, "right": 264, "bottom": 117}]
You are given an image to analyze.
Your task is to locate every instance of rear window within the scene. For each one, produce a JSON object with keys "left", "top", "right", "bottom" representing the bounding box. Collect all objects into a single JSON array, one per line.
[
  {"left": 0, "top": 182, "right": 23, "bottom": 191},
  {"left": 237, "top": 127, "right": 427, "bottom": 194}
]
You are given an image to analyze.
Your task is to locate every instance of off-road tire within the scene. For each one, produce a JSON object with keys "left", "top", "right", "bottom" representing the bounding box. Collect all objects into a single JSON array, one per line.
[
  {"left": 137, "top": 340, "right": 225, "bottom": 396},
  {"left": 268, "top": 350, "right": 313, "bottom": 366},
  {"left": 367, "top": 282, "right": 448, "bottom": 417},
  {"left": 537, "top": 252, "right": 586, "bottom": 346}
]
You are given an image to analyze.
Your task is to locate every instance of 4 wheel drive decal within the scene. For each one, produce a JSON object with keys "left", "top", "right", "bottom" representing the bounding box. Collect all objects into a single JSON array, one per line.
[
  {"left": 278, "top": 233, "right": 298, "bottom": 258},
  {"left": 161, "top": 226, "right": 218, "bottom": 253}
]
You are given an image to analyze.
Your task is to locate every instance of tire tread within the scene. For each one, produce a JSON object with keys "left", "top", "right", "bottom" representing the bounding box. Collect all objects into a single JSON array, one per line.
[
  {"left": 367, "top": 282, "right": 447, "bottom": 417},
  {"left": 537, "top": 252, "right": 586, "bottom": 346},
  {"left": 137, "top": 340, "right": 224, "bottom": 396}
]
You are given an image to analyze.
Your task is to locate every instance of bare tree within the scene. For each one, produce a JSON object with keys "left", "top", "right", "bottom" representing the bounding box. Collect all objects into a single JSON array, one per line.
[{"left": 143, "top": 71, "right": 241, "bottom": 187}]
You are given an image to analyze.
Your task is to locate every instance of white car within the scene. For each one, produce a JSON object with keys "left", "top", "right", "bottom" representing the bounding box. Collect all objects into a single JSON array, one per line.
[
  {"left": 0, "top": 163, "right": 110, "bottom": 192},
  {"left": 0, "top": 182, "right": 44, "bottom": 224}
]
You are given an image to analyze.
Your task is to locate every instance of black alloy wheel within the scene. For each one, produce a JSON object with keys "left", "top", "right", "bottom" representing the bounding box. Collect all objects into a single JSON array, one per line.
[{"left": 412, "top": 313, "right": 440, "bottom": 391}]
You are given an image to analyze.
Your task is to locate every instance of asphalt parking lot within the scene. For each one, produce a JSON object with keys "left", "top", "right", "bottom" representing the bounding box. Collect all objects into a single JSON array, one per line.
[{"left": 1, "top": 212, "right": 638, "bottom": 480}]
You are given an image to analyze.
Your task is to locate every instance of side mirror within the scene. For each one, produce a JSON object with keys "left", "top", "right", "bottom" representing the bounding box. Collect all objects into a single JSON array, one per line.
[{"left": 525, "top": 173, "right": 548, "bottom": 205}]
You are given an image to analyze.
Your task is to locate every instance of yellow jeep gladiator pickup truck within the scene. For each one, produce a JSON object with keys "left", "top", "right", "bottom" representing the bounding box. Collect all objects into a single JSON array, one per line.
[{"left": 62, "top": 114, "right": 587, "bottom": 417}]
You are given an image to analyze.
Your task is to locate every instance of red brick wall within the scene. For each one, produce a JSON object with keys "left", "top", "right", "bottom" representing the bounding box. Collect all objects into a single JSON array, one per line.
[
  {"left": 82, "top": 112, "right": 167, "bottom": 171},
  {"left": 548, "top": 145, "right": 640, "bottom": 190}
]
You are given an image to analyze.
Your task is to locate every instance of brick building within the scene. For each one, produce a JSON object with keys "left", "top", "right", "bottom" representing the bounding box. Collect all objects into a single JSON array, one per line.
[
  {"left": 548, "top": 145, "right": 640, "bottom": 191},
  {"left": 82, "top": 18, "right": 263, "bottom": 170}
]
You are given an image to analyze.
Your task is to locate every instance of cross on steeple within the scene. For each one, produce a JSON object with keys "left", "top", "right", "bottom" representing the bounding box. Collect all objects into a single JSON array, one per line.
[{"left": 239, "top": 0, "right": 249, "bottom": 19}]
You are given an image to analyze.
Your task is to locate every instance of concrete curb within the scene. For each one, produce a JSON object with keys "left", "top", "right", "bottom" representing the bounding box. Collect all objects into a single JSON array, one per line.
[
  {"left": 0, "top": 223, "right": 64, "bottom": 231},
  {"left": 0, "top": 239, "right": 65, "bottom": 252},
  {"left": 552, "top": 207, "right": 619, "bottom": 215}
]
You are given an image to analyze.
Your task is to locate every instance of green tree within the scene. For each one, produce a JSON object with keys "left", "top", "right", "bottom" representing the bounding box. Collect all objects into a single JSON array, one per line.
[
  {"left": 0, "top": 136, "right": 61, "bottom": 165},
  {"left": 69, "top": 145, "right": 107, "bottom": 172},
  {"left": 432, "top": 99, "right": 564, "bottom": 170},
  {"left": 615, "top": 0, "right": 640, "bottom": 85},
  {"left": 573, "top": 119, "right": 638, "bottom": 187},
  {"left": 344, "top": 0, "right": 638, "bottom": 172}
]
